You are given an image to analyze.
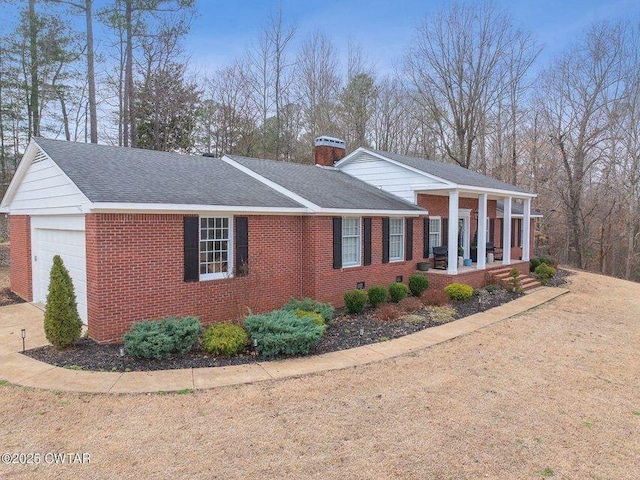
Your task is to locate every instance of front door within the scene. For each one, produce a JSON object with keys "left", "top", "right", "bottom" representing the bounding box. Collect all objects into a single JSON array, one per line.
[{"left": 458, "top": 211, "right": 471, "bottom": 259}]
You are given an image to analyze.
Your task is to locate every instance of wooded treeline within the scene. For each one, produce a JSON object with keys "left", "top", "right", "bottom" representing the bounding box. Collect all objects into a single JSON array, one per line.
[{"left": 1, "top": 1, "right": 639, "bottom": 281}]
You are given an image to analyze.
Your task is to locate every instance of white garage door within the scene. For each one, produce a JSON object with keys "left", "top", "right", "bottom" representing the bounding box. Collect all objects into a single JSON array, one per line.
[{"left": 31, "top": 216, "right": 87, "bottom": 324}]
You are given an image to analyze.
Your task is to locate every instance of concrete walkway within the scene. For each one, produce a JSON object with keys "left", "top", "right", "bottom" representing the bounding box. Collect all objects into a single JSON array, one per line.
[{"left": 0, "top": 287, "right": 568, "bottom": 394}]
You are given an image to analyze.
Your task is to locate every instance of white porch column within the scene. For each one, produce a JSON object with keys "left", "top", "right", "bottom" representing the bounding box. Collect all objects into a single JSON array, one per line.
[
  {"left": 522, "top": 197, "right": 532, "bottom": 261},
  {"left": 447, "top": 190, "right": 459, "bottom": 274},
  {"left": 503, "top": 196, "right": 512, "bottom": 265},
  {"left": 477, "top": 193, "right": 487, "bottom": 269}
]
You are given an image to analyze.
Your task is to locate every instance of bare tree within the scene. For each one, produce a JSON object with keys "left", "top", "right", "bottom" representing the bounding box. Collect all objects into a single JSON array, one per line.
[
  {"left": 404, "top": 1, "right": 539, "bottom": 169},
  {"left": 294, "top": 30, "right": 340, "bottom": 154},
  {"left": 538, "top": 21, "right": 627, "bottom": 268}
]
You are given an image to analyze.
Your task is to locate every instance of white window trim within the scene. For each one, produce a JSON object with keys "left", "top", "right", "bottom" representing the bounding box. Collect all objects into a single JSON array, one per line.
[
  {"left": 428, "top": 216, "right": 442, "bottom": 258},
  {"left": 389, "top": 217, "right": 404, "bottom": 262},
  {"left": 199, "top": 216, "right": 234, "bottom": 281},
  {"left": 342, "top": 217, "right": 362, "bottom": 268}
]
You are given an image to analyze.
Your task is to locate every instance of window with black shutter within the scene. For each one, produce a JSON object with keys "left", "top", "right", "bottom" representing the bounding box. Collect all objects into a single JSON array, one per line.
[
  {"left": 423, "top": 218, "right": 430, "bottom": 258},
  {"left": 235, "top": 217, "right": 249, "bottom": 275},
  {"left": 333, "top": 217, "right": 342, "bottom": 269}
]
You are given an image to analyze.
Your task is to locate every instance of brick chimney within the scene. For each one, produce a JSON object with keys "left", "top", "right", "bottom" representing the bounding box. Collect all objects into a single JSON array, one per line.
[{"left": 314, "top": 136, "right": 346, "bottom": 167}]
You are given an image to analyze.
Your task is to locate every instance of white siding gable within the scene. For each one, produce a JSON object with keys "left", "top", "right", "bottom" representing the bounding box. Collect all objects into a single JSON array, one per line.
[
  {"left": 339, "top": 151, "right": 448, "bottom": 204},
  {"left": 8, "top": 147, "right": 89, "bottom": 215}
]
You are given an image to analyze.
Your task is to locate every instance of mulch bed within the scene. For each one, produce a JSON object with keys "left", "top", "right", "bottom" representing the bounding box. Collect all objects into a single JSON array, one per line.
[
  {"left": 0, "top": 288, "right": 26, "bottom": 307},
  {"left": 22, "top": 270, "right": 572, "bottom": 372}
]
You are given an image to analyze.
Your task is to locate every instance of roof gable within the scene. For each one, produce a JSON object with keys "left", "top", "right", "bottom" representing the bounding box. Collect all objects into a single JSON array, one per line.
[
  {"left": 1, "top": 140, "right": 91, "bottom": 214},
  {"left": 337, "top": 148, "right": 535, "bottom": 197}
]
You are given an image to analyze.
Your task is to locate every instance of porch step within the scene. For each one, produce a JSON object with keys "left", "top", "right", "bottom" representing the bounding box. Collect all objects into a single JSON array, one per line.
[{"left": 489, "top": 267, "right": 542, "bottom": 292}]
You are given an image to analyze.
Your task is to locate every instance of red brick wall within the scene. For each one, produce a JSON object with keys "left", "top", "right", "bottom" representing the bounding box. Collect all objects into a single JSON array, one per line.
[
  {"left": 9, "top": 215, "right": 32, "bottom": 301},
  {"left": 301, "top": 216, "right": 428, "bottom": 306},
  {"left": 86, "top": 213, "right": 429, "bottom": 343},
  {"left": 314, "top": 145, "right": 346, "bottom": 166}
]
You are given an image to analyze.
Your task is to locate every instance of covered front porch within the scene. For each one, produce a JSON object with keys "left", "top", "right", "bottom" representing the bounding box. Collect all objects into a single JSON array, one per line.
[
  {"left": 421, "top": 260, "right": 532, "bottom": 292},
  {"left": 417, "top": 188, "right": 535, "bottom": 275}
]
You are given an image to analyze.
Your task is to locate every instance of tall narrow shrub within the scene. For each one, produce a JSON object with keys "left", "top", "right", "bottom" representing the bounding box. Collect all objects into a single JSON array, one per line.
[{"left": 44, "top": 255, "right": 82, "bottom": 349}]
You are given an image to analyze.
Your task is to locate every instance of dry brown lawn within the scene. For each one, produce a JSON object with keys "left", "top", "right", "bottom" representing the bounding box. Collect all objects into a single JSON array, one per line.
[{"left": 1, "top": 270, "right": 639, "bottom": 479}]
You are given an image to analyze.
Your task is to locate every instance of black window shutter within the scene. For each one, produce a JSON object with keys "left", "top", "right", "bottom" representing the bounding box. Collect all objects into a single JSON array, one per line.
[
  {"left": 382, "top": 217, "right": 390, "bottom": 263},
  {"left": 363, "top": 217, "right": 372, "bottom": 266},
  {"left": 405, "top": 218, "right": 413, "bottom": 261},
  {"left": 423, "top": 218, "right": 430, "bottom": 258},
  {"left": 184, "top": 216, "right": 199, "bottom": 282},
  {"left": 333, "top": 217, "right": 342, "bottom": 269},
  {"left": 489, "top": 218, "right": 495, "bottom": 244},
  {"left": 235, "top": 217, "right": 249, "bottom": 276},
  {"left": 499, "top": 218, "right": 504, "bottom": 248},
  {"left": 518, "top": 219, "right": 523, "bottom": 247},
  {"left": 442, "top": 218, "right": 449, "bottom": 247},
  {"left": 511, "top": 219, "right": 517, "bottom": 248}
]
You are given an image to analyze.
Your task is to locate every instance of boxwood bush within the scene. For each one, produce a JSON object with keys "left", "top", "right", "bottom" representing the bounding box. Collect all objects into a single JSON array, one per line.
[
  {"left": 530, "top": 255, "right": 558, "bottom": 272},
  {"left": 443, "top": 282, "right": 474, "bottom": 301},
  {"left": 408, "top": 274, "right": 429, "bottom": 297},
  {"left": 344, "top": 289, "right": 368, "bottom": 314},
  {"left": 534, "top": 263, "right": 556, "bottom": 285},
  {"left": 202, "top": 323, "right": 248, "bottom": 356},
  {"left": 367, "top": 285, "right": 388, "bottom": 308},
  {"left": 388, "top": 282, "right": 409, "bottom": 303},
  {"left": 283, "top": 297, "right": 334, "bottom": 323},
  {"left": 244, "top": 310, "right": 324, "bottom": 358},
  {"left": 124, "top": 316, "right": 201, "bottom": 359}
]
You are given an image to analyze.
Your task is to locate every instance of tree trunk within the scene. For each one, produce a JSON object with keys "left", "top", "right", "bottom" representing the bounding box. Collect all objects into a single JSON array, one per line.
[
  {"left": 123, "top": 0, "right": 133, "bottom": 147},
  {"left": 85, "top": 0, "right": 97, "bottom": 143},
  {"left": 28, "top": 0, "right": 40, "bottom": 138}
]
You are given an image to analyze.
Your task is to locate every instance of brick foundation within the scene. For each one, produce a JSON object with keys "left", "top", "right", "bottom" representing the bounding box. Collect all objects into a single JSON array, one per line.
[{"left": 9, "top": 215, "right": 32, "bottom": 301}]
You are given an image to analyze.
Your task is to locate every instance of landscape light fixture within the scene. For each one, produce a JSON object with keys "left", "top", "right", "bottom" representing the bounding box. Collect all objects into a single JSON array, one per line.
[
  {"left": 119, "top": 346, "right": 125, "bottom": 370},
  {"left": 21, "top": 328, "right": 26, "bottom": 353},
  {"left": 253, "top": 338, "right": 258, "bottom": 348}
]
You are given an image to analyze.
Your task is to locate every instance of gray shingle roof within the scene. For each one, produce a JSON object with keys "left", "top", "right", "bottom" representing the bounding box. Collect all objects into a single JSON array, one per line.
[
  {"left": 226, "top": 155, "right": 423, "bottom": 211},
  {"left": 369, "top": 149, "right": 534, "bottom": 195},
  {"left": 35, "top": 138, "right": 304, "bottom": 208}
]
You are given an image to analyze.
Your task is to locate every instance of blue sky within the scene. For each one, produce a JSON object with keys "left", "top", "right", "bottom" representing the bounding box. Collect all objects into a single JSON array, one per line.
[{"left": 183, "top": 0, "right": 640, "bottom": 76}]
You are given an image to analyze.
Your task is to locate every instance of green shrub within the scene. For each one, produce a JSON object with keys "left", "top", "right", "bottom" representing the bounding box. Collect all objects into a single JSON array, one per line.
[
  {"left": 124, "top": 317, "right": 201, "bottom": 359},
  {"left": 164, "top": 316, "right": 201, "bottom": 354},
  {"left": 408, "top": 274, "right": 429, "bottom": 297},
  {"left": 444, "top": 282, "right": 474, "bottom": 301},
  {"left": 506, "top": 269, "right": 524, "bottom": 294},
  {"left": 283, "top": 297, "right": 334, "bottom": 323},
  {"left": 388, "top": 282, "right": 409, "bottom": 303},
  {"left": 44, "top": 255, "right": 82, "bottom": 350},
  {"left": 295, "top": 309, "right": 326, "bottom": 328},
  {"left": 344, "top": 289, "right": 368, "bottom": 314},
  {"left": 367, "top": 286, "right": 388, "bottom": 308},
  {"left": 485, "top": 284, "right": 499, "bottom": 293},
  {"left": 202, "top": 323, "right": 248, "bottom": 356},
  {"left": 530, "top": 255, "right": 558, "bottom": 272},
  {"left": 534, "top": 263, "right": 556, "bottom": 285},
  {"left": 244, "top": 310, "right": 324, "bottom": 358}
]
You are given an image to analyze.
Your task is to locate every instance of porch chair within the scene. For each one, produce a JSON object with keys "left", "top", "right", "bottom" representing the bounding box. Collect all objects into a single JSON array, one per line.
[{"left": 433, "top": 246, "right": 448, "bottom": 270}]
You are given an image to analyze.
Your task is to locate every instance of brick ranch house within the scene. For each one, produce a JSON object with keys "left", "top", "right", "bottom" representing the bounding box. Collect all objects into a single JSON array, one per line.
[{"left": 1, "top": 137, "right": 539, "bottom": 343}]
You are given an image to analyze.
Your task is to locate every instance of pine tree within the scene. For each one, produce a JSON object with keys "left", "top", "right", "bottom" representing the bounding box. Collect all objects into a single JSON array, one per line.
[{"left": 44, "top": 255, "right": 82, "bottom": 349}]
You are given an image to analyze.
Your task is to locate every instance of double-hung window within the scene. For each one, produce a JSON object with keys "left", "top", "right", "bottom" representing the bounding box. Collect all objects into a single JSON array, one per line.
[
  {"left": 429, "top": 217, "right": 441, "bottom": 256},
  {"left": 200, "top": 217, "right": 232, "bottom": 280},
  {"left": 342, "top": 217, "right": 361, "bottom": 267},
  {"left": 389, "top": 218, "right": 404, "bottom": 262}
]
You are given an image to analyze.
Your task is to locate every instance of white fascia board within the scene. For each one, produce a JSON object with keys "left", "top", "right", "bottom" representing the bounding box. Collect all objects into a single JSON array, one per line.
[
  {"left": 314, "top": 208, "right": 427, "bottom": 216},
  {"left": 89, "top": 203, "right": 310, "bottom": 215},
  {"left": 457, "top": 185, "right": 537, "bottom": 198},
  {"left": 220, "top": 155, "right": 320, "bottom": 211}
]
